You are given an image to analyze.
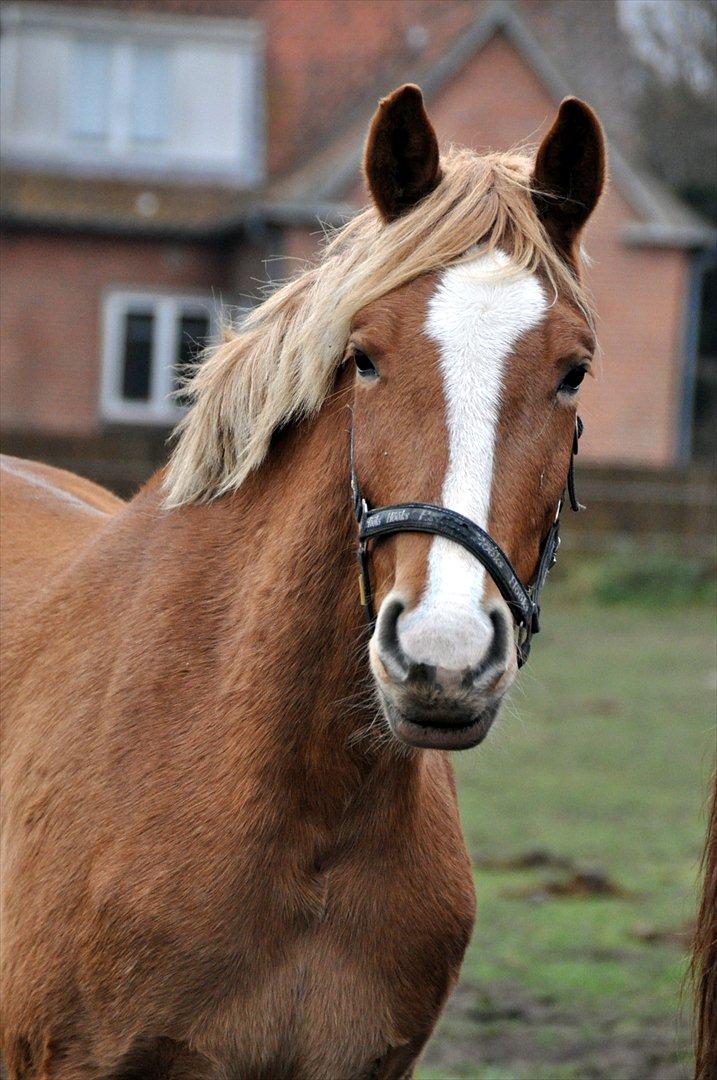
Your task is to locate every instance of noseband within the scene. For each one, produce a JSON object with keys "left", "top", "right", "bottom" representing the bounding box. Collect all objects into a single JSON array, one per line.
[{"left": 350, "top": 416, "right": 583, "bottom": 667}]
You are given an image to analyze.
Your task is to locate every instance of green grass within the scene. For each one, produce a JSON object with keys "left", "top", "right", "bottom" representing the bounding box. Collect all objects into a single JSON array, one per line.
[{"left": 417, "top": 590, "right": 716, "bottom": 1080}]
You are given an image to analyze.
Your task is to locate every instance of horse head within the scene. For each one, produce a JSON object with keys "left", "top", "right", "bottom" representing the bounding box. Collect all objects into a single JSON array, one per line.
[{"left": 350, "top": 85, "right": 605, "bottom": 749}]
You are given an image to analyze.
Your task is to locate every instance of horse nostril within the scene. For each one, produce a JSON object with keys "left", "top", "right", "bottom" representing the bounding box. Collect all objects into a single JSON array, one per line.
[
  {"left": 468, "top": 606, "right": 512, "bottom": 686},
  {"left": 375, "top": 597, "right": 411, "bottom": 683}
]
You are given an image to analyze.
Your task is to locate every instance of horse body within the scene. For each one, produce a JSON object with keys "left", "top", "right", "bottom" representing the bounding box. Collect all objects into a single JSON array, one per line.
[
  {"left": 0, "top": 388, "right": 474, "bottom": 1079},
  {"left": 1, "top": 85, "right": 607, "bottom": 1077}
]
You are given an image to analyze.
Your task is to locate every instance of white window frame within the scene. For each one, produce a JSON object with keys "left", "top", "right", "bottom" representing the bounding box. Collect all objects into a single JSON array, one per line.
[
  {"left": 67, "top": 39, "right": 173, "bottom": 154},
  {"left": 101, "top": 290, "right": 220, "bottom": 425},
  {"left": 0, "top": 3, "right": 265, "bottom": 185}
]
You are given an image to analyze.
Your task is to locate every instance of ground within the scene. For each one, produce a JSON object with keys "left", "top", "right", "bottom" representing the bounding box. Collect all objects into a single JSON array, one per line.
[{"left": 416, "top": 580, "right": 715, "bottom": 1080}]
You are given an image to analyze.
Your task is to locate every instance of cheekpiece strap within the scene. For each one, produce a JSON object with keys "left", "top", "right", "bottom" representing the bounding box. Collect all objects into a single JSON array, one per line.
[{"left": 567, "top": 414, "right": 583, "bottom": 513}]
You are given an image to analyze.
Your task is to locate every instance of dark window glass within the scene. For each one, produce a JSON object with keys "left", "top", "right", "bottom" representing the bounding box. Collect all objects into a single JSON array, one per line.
[
  {"left": 693, "top": 261, "right": 717, "bottom": 461},
  {"left": 175, "top": 313, "right": 210, "bottom": 405},
  {"left": 121, "top": 312, "right": 154, "bottom": 401}
]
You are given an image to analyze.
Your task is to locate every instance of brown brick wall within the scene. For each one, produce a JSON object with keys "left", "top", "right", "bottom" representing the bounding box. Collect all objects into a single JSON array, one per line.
[
  {"left": 582, "top": 192, "right": 687, "bottom": 467},
  {"left": 0, "top": 232, "right": 231, "bottom": 435}
]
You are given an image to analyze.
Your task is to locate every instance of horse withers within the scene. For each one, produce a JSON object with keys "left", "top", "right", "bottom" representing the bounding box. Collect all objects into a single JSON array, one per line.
[{"left": 0, "top": 86, "right": 605, "bottom": 1078}]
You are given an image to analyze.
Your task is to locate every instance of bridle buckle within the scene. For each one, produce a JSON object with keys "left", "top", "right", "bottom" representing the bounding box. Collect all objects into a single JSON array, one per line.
[{"left": 357, "top": 570, "right": 368, "bottom": 608}]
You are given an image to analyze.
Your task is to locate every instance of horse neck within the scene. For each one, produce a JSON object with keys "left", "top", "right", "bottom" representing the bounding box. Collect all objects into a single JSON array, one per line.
[{"left": 124, "top": 385, "right": 416, "bottom": 812}]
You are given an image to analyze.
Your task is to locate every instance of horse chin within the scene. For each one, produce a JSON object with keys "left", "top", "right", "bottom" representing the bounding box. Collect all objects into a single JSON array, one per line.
[{"left": 380, "top": 695, "right": 501, "bottom": 751}]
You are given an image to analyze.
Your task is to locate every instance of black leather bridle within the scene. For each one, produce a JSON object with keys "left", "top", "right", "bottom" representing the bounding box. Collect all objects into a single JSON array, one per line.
[{"left": 350, "top": 416, "right": 583, "bottom": 667}]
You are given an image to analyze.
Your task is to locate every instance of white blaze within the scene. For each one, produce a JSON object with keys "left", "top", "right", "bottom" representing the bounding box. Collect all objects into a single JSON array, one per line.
[{"left": 396, "top": 250, "right": 547, "bottom": 670}]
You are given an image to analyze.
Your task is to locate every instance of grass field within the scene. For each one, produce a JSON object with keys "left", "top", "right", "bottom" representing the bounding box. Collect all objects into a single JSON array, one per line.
[{"left": 417, "top": 575, "right": 716, "bottom": 1080}]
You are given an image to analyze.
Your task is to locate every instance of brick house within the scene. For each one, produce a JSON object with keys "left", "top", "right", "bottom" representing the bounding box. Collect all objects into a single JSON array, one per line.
[{"left": 1, "top": 0, "right": 714, "bottom": 498}]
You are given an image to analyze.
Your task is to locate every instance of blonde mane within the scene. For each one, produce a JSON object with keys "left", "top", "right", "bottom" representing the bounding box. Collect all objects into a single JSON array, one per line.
[{"left": 164, "top": 146, "right": 593, "bottom": 507}]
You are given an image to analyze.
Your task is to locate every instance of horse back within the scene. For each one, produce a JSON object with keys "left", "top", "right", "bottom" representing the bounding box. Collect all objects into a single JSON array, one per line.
[{"left": 0, "top": 455, "right": 123, "bottom": 619}]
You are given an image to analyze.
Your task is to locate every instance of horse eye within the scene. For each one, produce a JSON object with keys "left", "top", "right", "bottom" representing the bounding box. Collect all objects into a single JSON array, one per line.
[
  {"left": 558, "top": 365, "right": 587, "bottom": 395},
  {"left": 354, "top": 349, "right": 378, "bottom": 379}
]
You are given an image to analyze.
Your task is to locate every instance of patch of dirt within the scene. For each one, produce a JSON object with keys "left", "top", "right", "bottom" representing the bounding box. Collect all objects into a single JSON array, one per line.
[
  {"left": 473, "top": 847, "right": 575, "bottom": 872},
  {"left": 423, "top": 982, "right": 690, "bottom": 1079},
  {"left": 632, "top": 921, "right": 694, "bottom": 948},
  {"left": 583, "top": 697, "right": 623, "bottom": 717},
  {"left": 503, "top": 869, "right": 631, "bottom": 902}
]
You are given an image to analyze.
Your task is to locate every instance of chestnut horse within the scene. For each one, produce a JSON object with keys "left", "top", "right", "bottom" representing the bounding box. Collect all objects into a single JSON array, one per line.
[
  {"left": 1, "top": 87, "right": 605, "bottom": 1078},
  {"left": 693, "top": 774, "right": 716, "bottom": 1079}
]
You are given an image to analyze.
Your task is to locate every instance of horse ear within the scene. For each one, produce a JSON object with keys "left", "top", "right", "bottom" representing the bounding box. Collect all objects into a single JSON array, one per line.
[
  {"left": 532, "top": 97, "right": 606, "bottom": 258},
  {"left": 364, "top": 84, "right": 442, "bottom": 223}
]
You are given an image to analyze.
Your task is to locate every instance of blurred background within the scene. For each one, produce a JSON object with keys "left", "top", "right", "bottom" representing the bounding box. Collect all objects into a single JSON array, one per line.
[{"left": 1, "top": 1, "right": 715, "bottom": 1077}]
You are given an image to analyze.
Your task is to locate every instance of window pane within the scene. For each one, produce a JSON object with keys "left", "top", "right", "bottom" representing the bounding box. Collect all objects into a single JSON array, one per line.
[
  {"left": 175, "top": 313, "right": 210, "bottom": 405},
  {"left": 131, "top": 46, "right": 170, "bottom": 144},
  {"left": 70, "top": 41, "right": 112, "bottom": 141},
  {"left": 121, "top": 312, "right": 154, "bottom": 401}
]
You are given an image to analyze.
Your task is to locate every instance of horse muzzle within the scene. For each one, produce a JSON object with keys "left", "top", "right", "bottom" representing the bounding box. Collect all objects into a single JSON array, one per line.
[
  {"left": 379, "top": 691, "right": 502, "bottom": 751},
  {"left": 370, "top": 596, "right": 516, "bottom": 750}
]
